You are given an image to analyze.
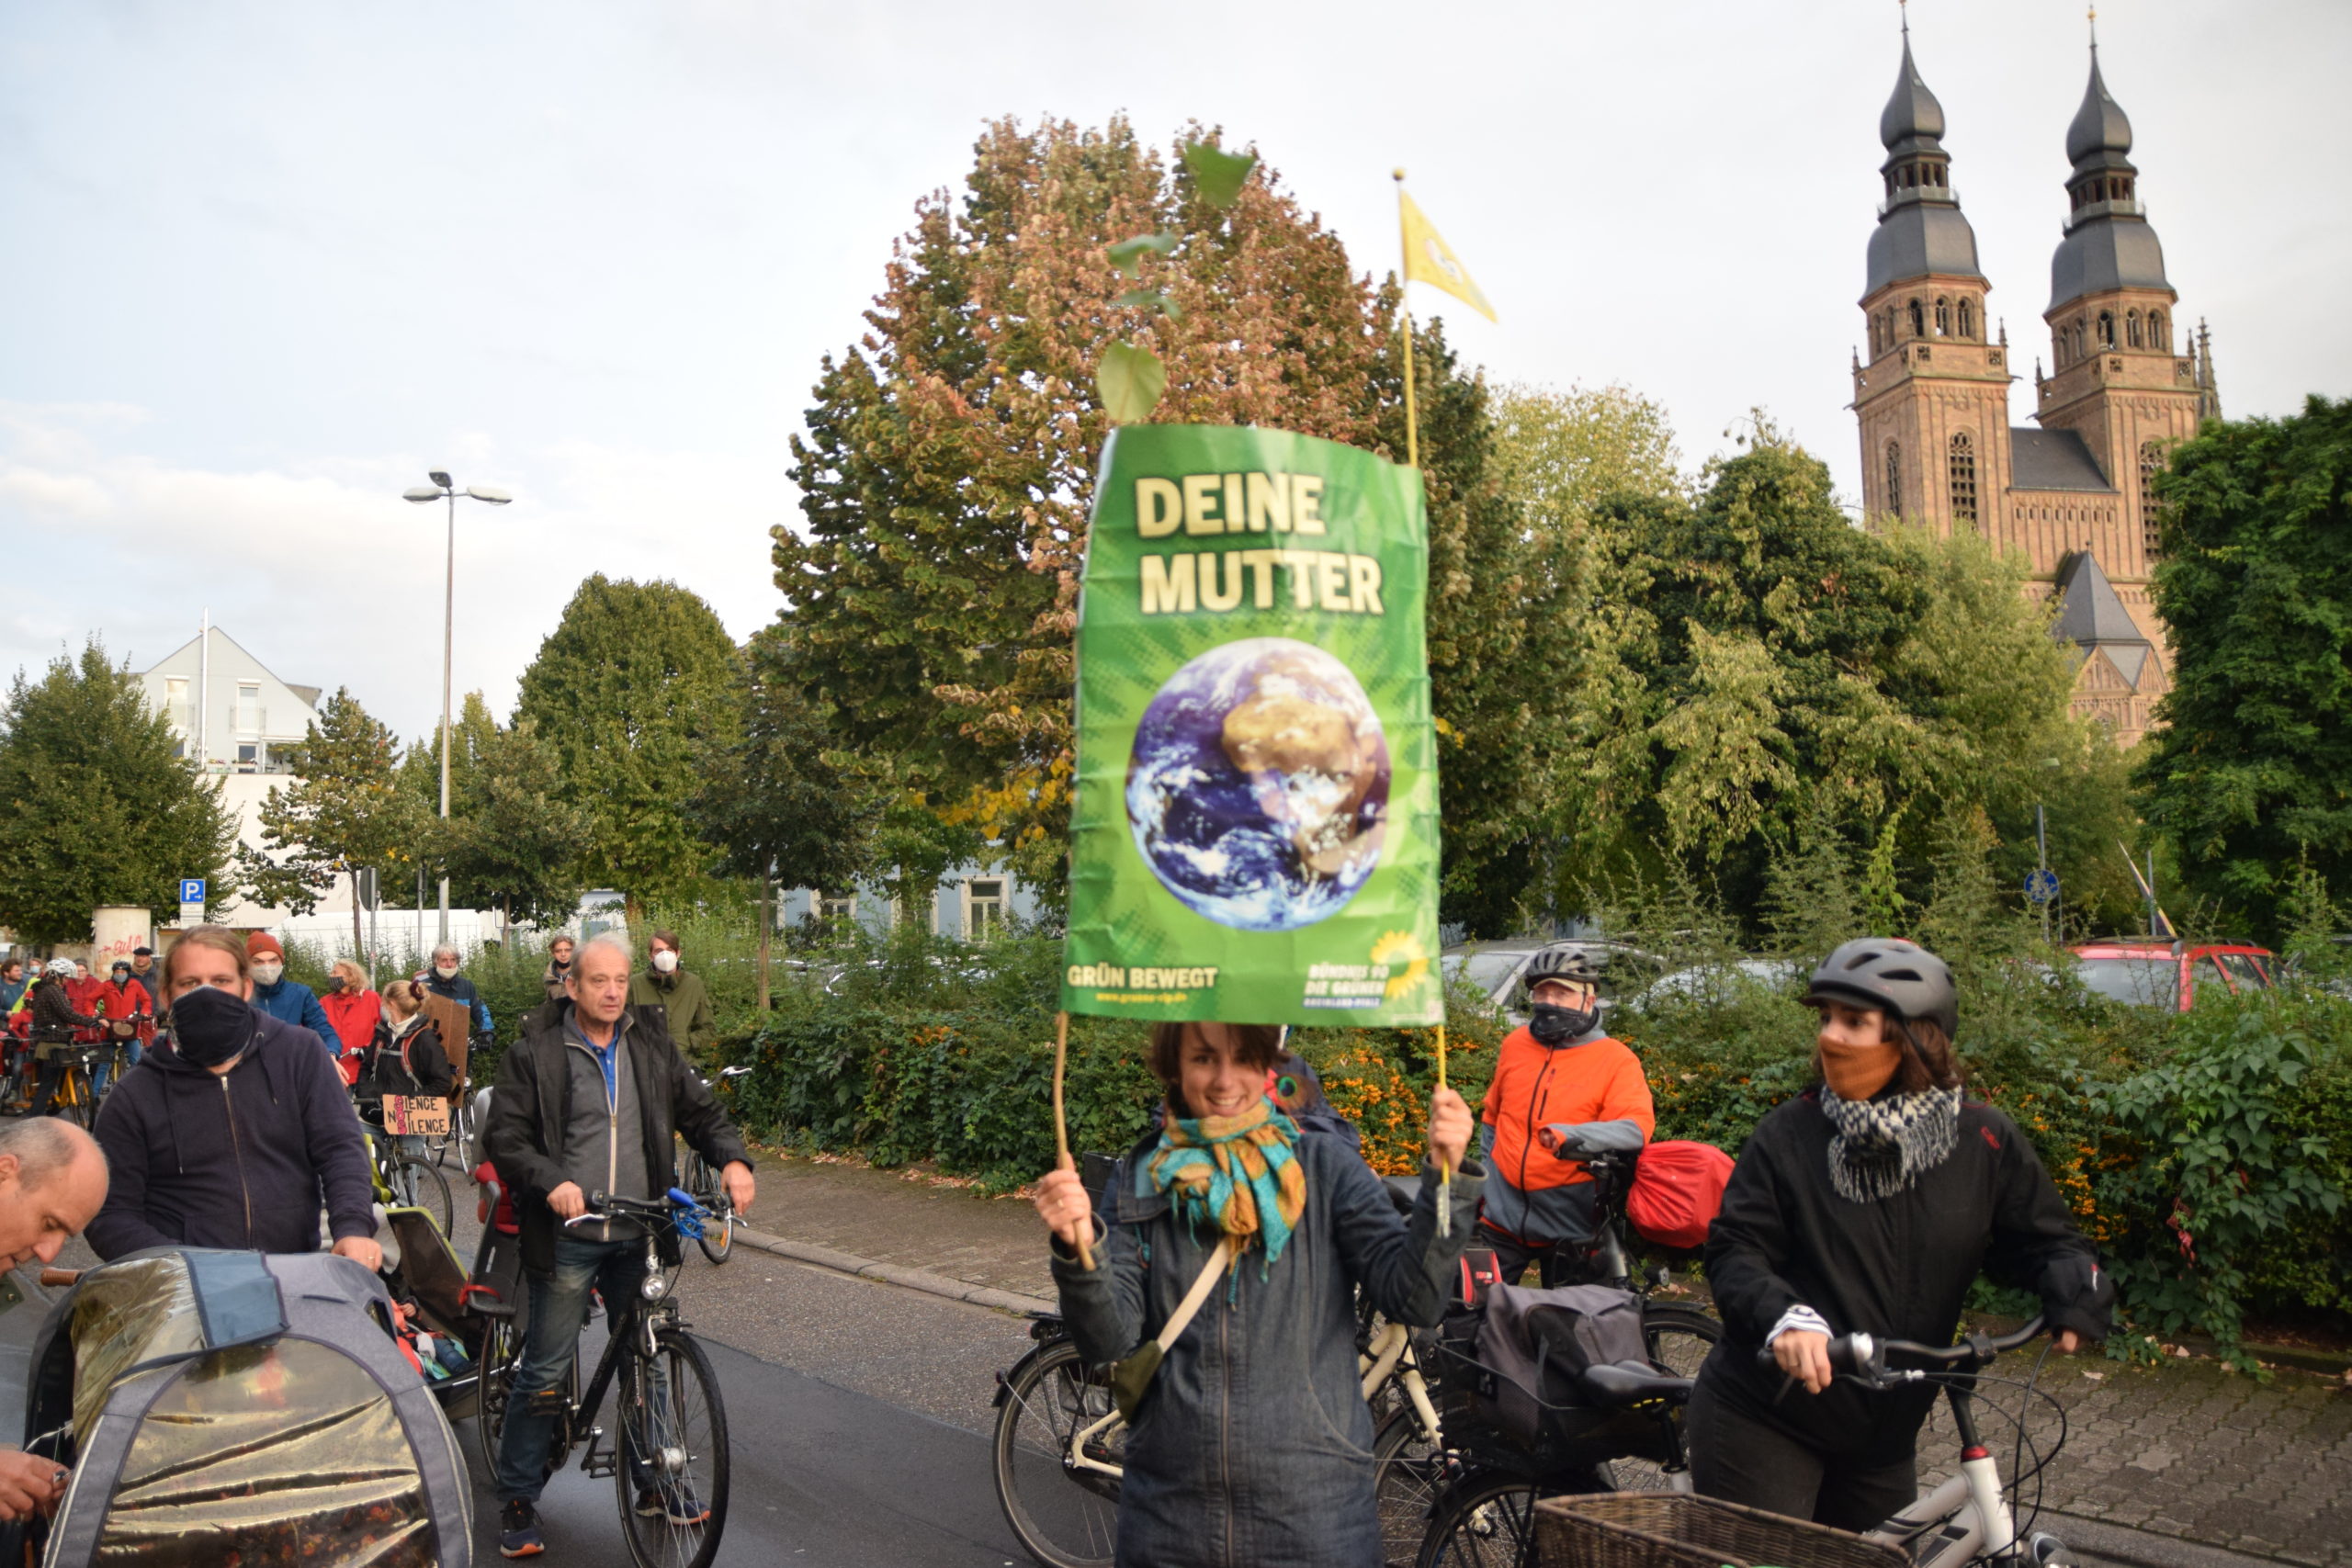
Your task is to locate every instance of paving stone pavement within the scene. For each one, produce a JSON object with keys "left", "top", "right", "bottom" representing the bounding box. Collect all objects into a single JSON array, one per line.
[{"left": 749, "top": 1145, "right": 2352, "bottom": 1565}]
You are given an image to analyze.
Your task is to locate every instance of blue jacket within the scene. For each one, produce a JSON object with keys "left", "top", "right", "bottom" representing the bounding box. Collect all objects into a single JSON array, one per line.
[
  {"left": 252, "top": 976, "right": 334, "bottom": 1050},
  {"left": 85, "top": 1007, "right": 376, "bottom": 1260}
]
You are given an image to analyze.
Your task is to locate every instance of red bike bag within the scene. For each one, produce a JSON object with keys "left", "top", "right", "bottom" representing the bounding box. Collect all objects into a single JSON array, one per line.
[{"left": 1623, "top": 1140, "right": 1735, "bottom": 1250}]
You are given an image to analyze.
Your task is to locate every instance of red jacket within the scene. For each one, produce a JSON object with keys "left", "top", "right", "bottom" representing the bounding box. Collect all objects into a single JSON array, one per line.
[
  {"left": 320, "top": 988, "right": 383, "bottom": 1086},
  {"left": 98, "top": 977, "right": 154, "bottom": 1043},
  {"left": 66, "top": 977, "right": 109, "bottom": 1042}
]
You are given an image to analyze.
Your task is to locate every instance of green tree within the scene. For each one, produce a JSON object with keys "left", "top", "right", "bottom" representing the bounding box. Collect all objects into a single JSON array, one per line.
[
  {"left": 236, "top": 687, "right": 424, "bottom": 955},
  {"left": 776, "top": 117, "right": 1392, "bottom": 897},
  {"left": 0, "top": 640, "right": 238, "bottom": 944},
  {"left": 407, "top": 693, "right": 585, "bottom": 928},
  {"left": 515, "top": 575, "right": 740, "bottom": 915},
  {"left": 2138, "top": 395, "right": 2352, "bottom": 934},
  {"left": 688, "top": 626, "right": 876, "bottom": 896}
]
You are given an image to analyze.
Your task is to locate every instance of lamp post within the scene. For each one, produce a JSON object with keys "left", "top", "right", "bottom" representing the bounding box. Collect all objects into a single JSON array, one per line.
[{"left": 402, "top": 472, "right": 513, "bottom": 943}]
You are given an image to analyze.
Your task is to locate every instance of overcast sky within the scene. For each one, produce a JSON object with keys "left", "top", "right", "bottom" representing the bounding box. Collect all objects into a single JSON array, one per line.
[{"left": 6, "top": 1, "right": 2345, "bottom": 741}]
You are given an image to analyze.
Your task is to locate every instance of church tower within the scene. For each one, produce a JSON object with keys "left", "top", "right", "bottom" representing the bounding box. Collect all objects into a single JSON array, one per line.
[{"left": 1850, "top": 26, "right": 2015, "bottom": 532}]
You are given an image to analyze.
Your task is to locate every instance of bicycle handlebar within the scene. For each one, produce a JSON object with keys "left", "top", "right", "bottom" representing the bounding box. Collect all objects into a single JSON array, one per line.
[
  {"left": 1753, "top": 1316, "right": 2049, "bottom": 1380},
  {"left": 563, "top": 1189, "right": 708, "bottom": 1227}
]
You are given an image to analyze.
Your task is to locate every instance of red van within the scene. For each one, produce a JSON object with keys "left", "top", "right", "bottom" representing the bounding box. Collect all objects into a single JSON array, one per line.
[{"left": 2068, "top": 940, "right": 2275, "bottom": 1010}]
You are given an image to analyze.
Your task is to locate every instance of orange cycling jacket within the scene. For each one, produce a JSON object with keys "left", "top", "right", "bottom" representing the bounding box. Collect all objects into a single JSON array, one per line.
[{"left": 1477, "top": 1025, "right": 1656, "bottom": 1243}]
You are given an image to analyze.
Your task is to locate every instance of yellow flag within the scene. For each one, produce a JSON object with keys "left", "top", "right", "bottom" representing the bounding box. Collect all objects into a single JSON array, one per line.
[{"left": 1397, "top": 189, "right": 1496, "bottom": 321}]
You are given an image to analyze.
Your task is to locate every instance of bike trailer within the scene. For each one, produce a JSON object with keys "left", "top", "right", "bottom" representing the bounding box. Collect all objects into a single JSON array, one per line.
[
  {"left": 17, "top": 1247, "right": 473, "bottom": 1567},
  {"left": 1442, "top": 1283, "right": 1678, "bottom": 1464},
  {"left": 1623, "top": 1141, "right": 1736, "bottom": 1251}
]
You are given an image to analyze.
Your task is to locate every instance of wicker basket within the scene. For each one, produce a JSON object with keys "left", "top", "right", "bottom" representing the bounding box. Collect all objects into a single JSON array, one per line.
[{"left": 1533, "top": 1493, "right": 1912, "bottom": 1568}]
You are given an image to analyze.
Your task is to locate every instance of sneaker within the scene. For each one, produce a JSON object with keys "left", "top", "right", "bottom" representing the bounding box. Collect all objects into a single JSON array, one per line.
[
  {"left": 634, "top": 1485, "right": 710, "bottom": 1526},
  {"left": 499, "top": 1498, "right": 545, "bottom": 1559}
]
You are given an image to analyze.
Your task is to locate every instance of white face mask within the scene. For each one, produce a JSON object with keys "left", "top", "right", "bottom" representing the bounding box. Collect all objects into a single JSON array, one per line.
[
  {"left": 250, "top": 961, "right": 284, "bottom": 986},
  {"left": 435, "top": 964, "right": 459, "bottom": 980},
  {"left": 651, "top": 950, "right": 678, "bottom": 974}
]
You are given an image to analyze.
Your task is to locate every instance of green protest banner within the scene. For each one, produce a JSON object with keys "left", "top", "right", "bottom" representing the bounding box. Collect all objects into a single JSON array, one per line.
[{"left": 1061, "top": 423, "right": 1441, "bottom": 1027}]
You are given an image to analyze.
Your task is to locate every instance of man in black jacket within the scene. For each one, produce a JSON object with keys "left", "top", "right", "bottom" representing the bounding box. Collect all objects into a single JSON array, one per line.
[
  {"left": 86, "top": 931, "right": 379, "bottom": 1269},
  {"left": 484, "top": 934, "right": 753, "bottom": 1559}
]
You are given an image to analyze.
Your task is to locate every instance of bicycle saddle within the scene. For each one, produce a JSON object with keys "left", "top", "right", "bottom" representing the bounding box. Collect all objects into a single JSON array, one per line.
[
  {"left": 1577, "top": 1359, "right": 1694, "bottom": 1408},
  {"left": 1381, "top": 1175, "right": 1423, "bottom": 1217}
]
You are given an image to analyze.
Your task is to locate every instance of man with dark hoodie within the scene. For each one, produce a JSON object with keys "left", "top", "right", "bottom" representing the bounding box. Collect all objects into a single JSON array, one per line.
[
  {"left": 86, "top": 927, "right": 379, "bottom": 1270},
  {"left": 1476, "top": 946, "right": 1656, "bottom": 1285}
]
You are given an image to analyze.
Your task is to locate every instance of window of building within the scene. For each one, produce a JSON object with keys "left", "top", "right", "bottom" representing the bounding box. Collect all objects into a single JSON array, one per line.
[
  {"left": 965, "top": 878, "right": 1006, "bottom": 938},
  {"left": 1956, "top": 299, "right": 1973, "bottom": 339},
  {"left": 1884, "top": 441, "right": 1903, "bottom": 517},
  {"left": 1907, "top": 299, "right": 1925, "bottom": 338},
  {"left": 234, "top": 743, "right": 259, "bottom": 772},
  {"left": 1934, "top": 298, "right": 1951, "bottom": 336},
  {"left": 1949, "top": 433, "right": 1978, "bottom": 526},
  {"left": 818, "top": 892, "right": 857, "bottom": 924},
  {"left": 2126, "top": 310, "right": 2142, "bottom": 348},
  {"left": 2098, "top": 310, "right": 2115, "bottom": 348},
  {"left": 2139, "top": 440, "right": 2166, "bottom": 558},
  {"left": 2148, "top": 310, "right": 2166, "bottom": 349},
  {"left": 234, "top": 682, "right": 261, "bottom": 733}
]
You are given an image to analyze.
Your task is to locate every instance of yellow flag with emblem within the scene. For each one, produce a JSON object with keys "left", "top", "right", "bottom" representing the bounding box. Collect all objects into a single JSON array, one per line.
[{"left": 1397, "top": 189, "right": 1496, "bottom": 321}]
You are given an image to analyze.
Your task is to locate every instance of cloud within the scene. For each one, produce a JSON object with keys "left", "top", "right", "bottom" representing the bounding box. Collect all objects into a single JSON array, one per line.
[{"left": 2, "top": 402, "right": 784, "bottom": 739}]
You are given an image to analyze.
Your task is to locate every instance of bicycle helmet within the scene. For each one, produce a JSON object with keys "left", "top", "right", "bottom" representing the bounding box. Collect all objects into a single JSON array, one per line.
[
  {"left": 1802, "top": 938, "right": 1957, "bottom": 1039},
  {"left": 45, "top": 957, "right": 74, "bottom": 978},
  {"left": 1522, "top": 945, "right": 1602, "bottom": 988}
]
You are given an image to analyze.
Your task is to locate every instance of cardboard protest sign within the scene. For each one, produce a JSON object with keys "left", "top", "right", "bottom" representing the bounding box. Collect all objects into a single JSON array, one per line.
[
  {"left": 383, "top": 1094, "right": 451, "bottom": 1138},
  {"left": 1061, "top": 424, "right": 1441, "bottom": 1027}
]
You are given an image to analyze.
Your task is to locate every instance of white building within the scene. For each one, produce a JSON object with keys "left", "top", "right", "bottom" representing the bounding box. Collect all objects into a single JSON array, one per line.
[{"left": 140, "top": 622, "right": 320, "bottom": 775}]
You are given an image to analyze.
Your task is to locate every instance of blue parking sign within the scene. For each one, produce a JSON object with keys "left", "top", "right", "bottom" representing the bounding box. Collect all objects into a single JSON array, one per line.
[{"left": 179, "top": 878, "right": 207, "bottom": 905}]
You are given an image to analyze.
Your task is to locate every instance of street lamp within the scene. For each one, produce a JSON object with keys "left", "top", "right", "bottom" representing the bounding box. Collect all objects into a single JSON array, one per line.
[{"left": 403, "top": 473, "right": 513, "bottom": 943}]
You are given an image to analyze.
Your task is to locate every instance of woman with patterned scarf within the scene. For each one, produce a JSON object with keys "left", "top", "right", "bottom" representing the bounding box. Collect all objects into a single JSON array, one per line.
[
  {"left": 1034, "top": 1021, "right": 1481, "bottom": 1568},
  {"left": 1690, "top": 937, "right": 2112, "bottom": 1529}
]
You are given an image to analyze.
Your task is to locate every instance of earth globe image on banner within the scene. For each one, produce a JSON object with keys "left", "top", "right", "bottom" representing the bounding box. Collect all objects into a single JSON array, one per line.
[{"left": 1125, "top": 637, "right": 1391, "bottom": 931}]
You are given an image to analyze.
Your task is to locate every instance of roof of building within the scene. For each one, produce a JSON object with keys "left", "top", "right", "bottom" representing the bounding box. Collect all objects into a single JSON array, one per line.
[
  {"left": 2052, "top": 549, "right": 2153, "bottom": 688},
  {"left": 2050, "top": 215, "right": 2171, "bottom": 313},
  {"left": 286, "top": 684, "right": 322, "bottom": 708},
  {"left": 2066, "top": 51, "right": 2134, "bottom": 169},
  {"left": 1881, "top": 37, "right": 1947, "bottom": 150},
  {"left": 2009, "top": 427, "right": 2114, "bottom": 491}
]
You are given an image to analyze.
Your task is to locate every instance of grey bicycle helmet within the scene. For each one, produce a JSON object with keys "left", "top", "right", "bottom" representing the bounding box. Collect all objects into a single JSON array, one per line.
[
  {"left": 1522, "top": 945, "right": 1602, "bottom": 987},
  {"left": 1802, "top": 938, "right": 1958, "bottom": 1039},
  {"left": 45, "top": 957, "right": 74, "bottom": 978}
]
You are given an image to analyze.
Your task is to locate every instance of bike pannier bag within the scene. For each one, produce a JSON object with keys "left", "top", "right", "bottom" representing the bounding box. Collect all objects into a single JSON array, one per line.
[
  {"left": 1472, "top": 1282, "right": 1650, "bottom": 1448},
  {"left": 1624, "top": 1140, "right": 1735, "bottom": 1250},
  {"left": 1456, "top": 1247, "right": 1502, "bottom": 1310}
]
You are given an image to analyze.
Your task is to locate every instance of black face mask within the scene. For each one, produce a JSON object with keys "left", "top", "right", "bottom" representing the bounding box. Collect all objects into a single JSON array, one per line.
[
  {"left": 1528, "top": 1001, "right": 1600, "bottom": 1046},
  {"left": 169, "top": 985, "right": 257, "bottom": 1069}
]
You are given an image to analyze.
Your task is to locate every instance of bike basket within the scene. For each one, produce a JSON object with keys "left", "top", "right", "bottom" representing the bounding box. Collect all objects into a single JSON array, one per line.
[{"left": 1532, "top": 1492, "right": 1911, "bottom": 1568}]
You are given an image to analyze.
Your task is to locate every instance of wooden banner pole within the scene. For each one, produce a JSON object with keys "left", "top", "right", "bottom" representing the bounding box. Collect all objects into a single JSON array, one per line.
[
  {"left": 1053, "top": 1010, "right": 1094, "bottom": 1270},
  {"left": 1434, "top": 1022, "right": 1451, "bottom": 1237}
]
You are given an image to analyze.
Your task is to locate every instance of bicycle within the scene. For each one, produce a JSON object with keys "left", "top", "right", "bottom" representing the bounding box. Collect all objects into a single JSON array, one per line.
[
  {"left": 474, "top": 1190, "right": 733, "bottom": 1568},
  {"left": 677, "top": 1066, "right": 752, "bottom": 1263},
  {"left": 28, "top": 1042, "right": 118, "bottom": 1128},
  {"left": 361, "top": 1112, "right": 456, "bottom": 1233},
  {"left": 1414, "top": 1318, "right": 2075, "bottom": 1568}
]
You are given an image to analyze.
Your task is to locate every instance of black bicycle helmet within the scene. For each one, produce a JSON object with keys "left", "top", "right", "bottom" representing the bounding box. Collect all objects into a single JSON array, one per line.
[
  {"left": 1522, "top": 945, "right": 1603, "bottom": 988},
  {"left": 1802, "top": 937, "right": 1958, "bottom": 1039}
]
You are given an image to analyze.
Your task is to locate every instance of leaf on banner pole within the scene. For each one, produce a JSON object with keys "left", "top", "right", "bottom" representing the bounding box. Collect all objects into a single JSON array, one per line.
[
  {"left": 1096, "top": 342, "right": 1167, "bottom": 424},
  {"left": 1114, "top": 288, "right": 1183, "bottom": 321},
  {"left": 1182, "top": 141, "right": 1257, "bottom": 209},
  {"left": 1108, "top": 232, "right": 1181, "bottom": 278}
]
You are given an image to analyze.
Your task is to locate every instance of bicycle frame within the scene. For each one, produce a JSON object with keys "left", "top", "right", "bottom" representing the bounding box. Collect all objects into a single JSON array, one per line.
[
  {"left": 542, "top": 1227, "right": 683, "bottom": 1478},
  {"left": 1865, "top": 1381, "right": 2018, "bottom": 1565}
]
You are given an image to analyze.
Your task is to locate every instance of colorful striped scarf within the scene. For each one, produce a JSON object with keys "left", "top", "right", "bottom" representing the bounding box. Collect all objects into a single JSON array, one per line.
[{"left": 1147, "top": 1097, "right": 1307, "bottom": 1269}]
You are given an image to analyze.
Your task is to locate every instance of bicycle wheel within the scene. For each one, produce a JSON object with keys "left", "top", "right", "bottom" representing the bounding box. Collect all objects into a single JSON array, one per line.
[
  {"left": 992, "top": 1337, "right": 1123, "bottom": 1568},
  {"left": 63, "top": 1066, "right": 96, "bottom": 1130},
  {"left": 391, "top": 1156, "right": 455, "bottom": 1235},
  {"left": 1593, "top": 1303, "right": 1721, "bottom": 1494},
  {"left": 1373, "top": 1406, "right": 1445, "bottom": 1568},
  {"left": 1415, "top": 1467, "right": 1608, "bottom": 1568},
  {"left": 476, "top": 1311, "right": 526, "bottom": 1483},
  {"left": 615, "top": 1327, "right": 731, "bottom": 1568}
]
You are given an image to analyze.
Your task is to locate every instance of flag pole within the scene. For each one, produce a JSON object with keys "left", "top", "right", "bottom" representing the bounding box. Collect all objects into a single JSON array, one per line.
[
  {"left": 1434, "top": 1022, "right": 1451, "bottom": 1236},
  {"left": 1394, "top": 169, "right": 1419, "bottom": 469},
  {"left": 1053, "top": 1010, "right": 1094, "bottom": 1270}
]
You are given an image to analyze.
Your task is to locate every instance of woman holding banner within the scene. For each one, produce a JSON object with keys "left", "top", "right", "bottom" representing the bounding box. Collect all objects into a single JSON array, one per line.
[{"left": 1034, "top": 1020, "right": 1480, "bottom": 1568}]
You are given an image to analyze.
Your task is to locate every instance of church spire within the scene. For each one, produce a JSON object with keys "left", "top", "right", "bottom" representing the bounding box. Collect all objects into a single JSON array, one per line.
[
  {"left": 1865, "top": 14, "right": 1983, "bottom": 299},
  {"left": 2049, "top": 25, "right": 2167, "bottom": 311}
]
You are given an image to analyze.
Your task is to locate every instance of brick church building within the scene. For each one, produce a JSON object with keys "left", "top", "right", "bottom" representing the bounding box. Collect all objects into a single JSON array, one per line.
[{"left": 1849, "top": 25, "right": 2221, "bottom": 747}]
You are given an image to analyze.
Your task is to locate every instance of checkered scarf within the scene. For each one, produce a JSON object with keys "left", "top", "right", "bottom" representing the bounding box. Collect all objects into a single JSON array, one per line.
[{"left": 1817, "top": 1084, "right": 1962, "bottom": 1203}]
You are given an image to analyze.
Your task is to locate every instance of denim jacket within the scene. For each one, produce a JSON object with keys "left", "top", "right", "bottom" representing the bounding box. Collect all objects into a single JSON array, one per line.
[{"left": 1051, "top": 1133, "right": 1484, "bottom": 1568}]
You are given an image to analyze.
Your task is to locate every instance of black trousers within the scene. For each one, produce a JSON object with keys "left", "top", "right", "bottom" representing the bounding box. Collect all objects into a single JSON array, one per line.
[
  {"left": 1477, "top": 1183, "right": 1601, "bottom": 1287},
  {"left": 1688, "top": 1371, "right": 1918, "bottom": 1532}
]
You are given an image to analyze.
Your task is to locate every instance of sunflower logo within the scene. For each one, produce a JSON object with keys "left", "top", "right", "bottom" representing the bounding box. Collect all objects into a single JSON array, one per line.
[{"left": 1369, "top": 931, "right": 1430, "bottom": 1002}]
